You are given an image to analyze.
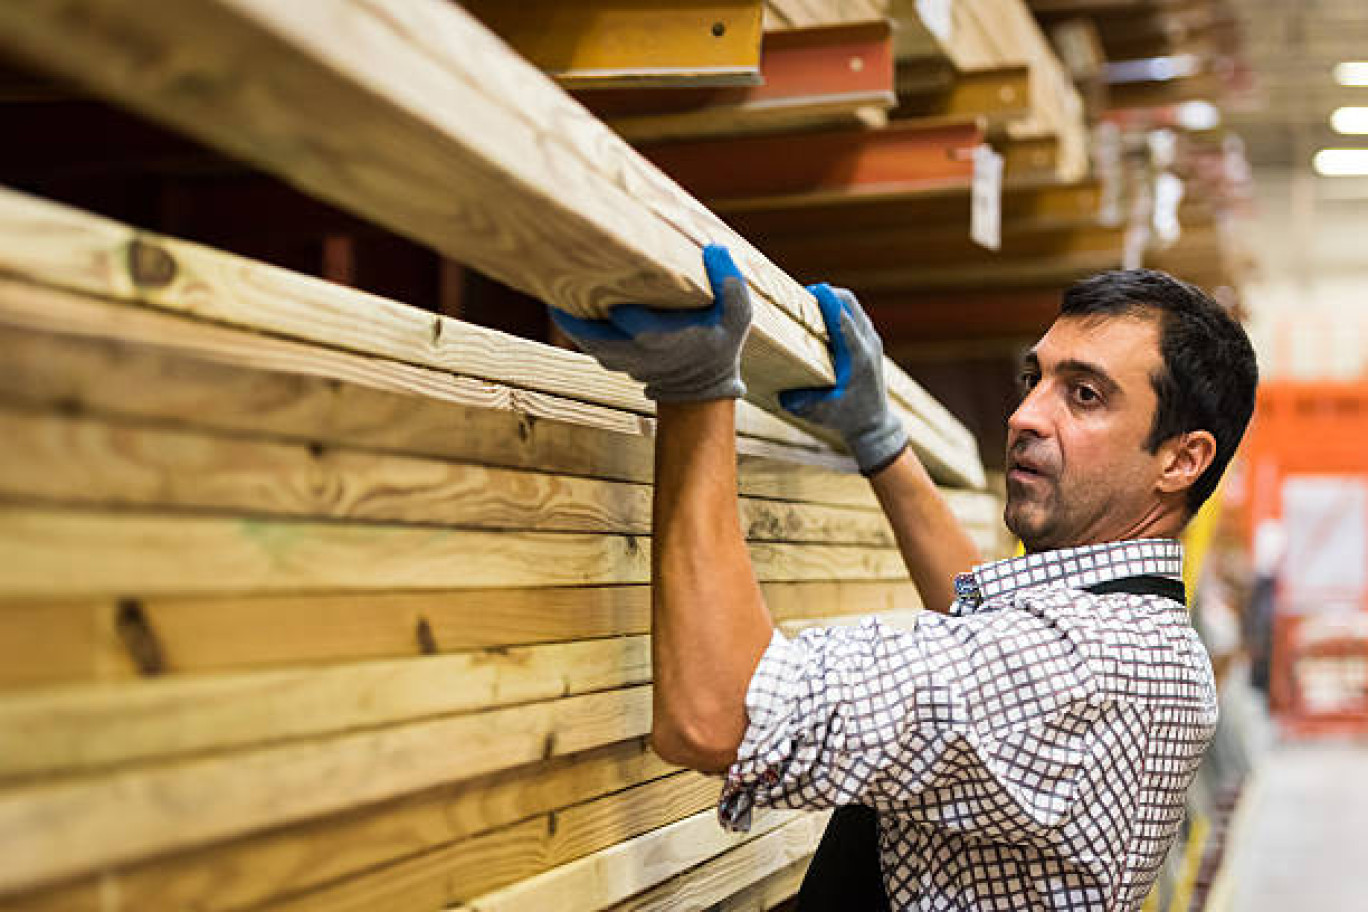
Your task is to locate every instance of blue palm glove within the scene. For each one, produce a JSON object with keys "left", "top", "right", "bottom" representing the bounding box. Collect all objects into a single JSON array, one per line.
[
  {"left": 550, "top": 244, "right": 752, "bottom": 403},
  {"left": 780, "top": 284, "right": 908, "bottom": 475}
]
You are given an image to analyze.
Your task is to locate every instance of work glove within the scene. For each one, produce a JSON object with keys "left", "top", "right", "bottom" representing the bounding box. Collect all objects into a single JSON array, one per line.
[
  {"left": 549, "top": 244, "right": 751, "bottom": 403},
  {"left": 780, "top": 284, "right": 908, "bottom": 476}
]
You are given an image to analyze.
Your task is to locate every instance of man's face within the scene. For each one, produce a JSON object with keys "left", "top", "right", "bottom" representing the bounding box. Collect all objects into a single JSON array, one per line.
[{"left": 1004, "top": 314, "right": 1171, "bottom": 552}]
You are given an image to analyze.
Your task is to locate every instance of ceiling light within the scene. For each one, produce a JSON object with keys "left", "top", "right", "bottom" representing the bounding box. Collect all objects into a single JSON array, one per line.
[
  {"left": 1313, "top": 148, "right": 1368, "bottom": 176},
  {"left": 1332, "top": 107, "right": 1368, "bottom": 134},
  {"left": 1335, "top": 62, "right": 1368, "bottom": 87}
]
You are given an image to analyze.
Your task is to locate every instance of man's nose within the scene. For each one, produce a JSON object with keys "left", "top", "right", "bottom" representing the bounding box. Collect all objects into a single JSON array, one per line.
[{"left": 1007, "top": 384, "right": 1052, "bottom": 440}]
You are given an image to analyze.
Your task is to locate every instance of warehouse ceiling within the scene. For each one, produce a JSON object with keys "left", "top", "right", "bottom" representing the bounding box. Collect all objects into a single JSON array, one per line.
[{"left": 1226, "top": 0, "right": 1368, "bottom": 167}]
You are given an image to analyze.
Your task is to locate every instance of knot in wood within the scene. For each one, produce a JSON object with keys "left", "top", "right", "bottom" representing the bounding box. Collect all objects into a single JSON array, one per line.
[{"left": 127, "top": 238, "right": 178, "bottom": 288}]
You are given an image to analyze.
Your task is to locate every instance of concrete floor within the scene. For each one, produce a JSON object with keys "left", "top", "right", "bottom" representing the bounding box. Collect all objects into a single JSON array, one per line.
[{"left": 1225, "top": 739, "right": 1368, "bottom": 911}]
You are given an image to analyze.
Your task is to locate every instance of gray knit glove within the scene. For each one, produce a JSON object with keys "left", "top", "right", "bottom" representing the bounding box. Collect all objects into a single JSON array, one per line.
[
  {"left": 780, "top": 284, "right": 908, "bottom": 475},
  {"left": 549, "top": 244, "right": 751, "bottom": 403}
]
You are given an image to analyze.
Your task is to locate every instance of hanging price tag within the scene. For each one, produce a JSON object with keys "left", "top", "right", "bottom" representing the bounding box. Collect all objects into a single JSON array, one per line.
[
  {"left": 971, "top": 144, "right": 1003, "bottom": 251},
  {"left": 1152, "top": 171, "right": 1185, "bottom": 246}
]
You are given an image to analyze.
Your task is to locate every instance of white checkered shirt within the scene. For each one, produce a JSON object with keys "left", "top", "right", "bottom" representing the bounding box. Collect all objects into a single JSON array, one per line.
[{"left": 720, "top": 539, "right": 1218, "bottom": 911}]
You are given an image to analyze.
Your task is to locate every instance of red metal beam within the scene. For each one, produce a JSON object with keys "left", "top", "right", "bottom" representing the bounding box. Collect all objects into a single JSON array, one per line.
[
  {"left": 720, "top": 181, "right": 1102, "bottom": 240},
  {"left": 865, "top": 288, "right": 1063, "bottom": 343},
  {"left": 760, "top": 223, "right": 1128, "bottom": 283},
  {"left": 638, "top": 119, "right": 981, "bottom": 202}
]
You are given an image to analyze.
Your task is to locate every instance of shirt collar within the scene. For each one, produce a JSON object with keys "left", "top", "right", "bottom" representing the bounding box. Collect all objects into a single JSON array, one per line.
[{"left": 951, "top": 538, "right": 1185, "bottom": 617}]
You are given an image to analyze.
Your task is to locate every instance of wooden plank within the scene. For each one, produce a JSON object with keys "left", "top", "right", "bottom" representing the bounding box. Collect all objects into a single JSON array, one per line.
[
  {"left": 3, "top": 739, "right": 678, "bottom": 912},
  {"left": 0, "top": 261, "right": 964, "bottom": 488},
  {"left": 587, "top": 22, "right": 896, "bottom": 143},
  {"left": 267, "top": 808, "right": 794, "bottom": 912},
  {"left": 451, "top": 810, "right": 810, "bottom": 912},
  {"left": 268, "top": 772, "right": 722, "bottom": 912},
  {"left": 0, "top": 636, "right": 657, "bottom": 778},
  {"left": 0, "top": 579, "right": 927, "bottom": 687},
  {"left": 764, "top": 0, "right": 889, "bottom": 30},
  {"left": 0, "top": 508, "right": 909, "bottom": 597},
  {"left": 0, "top": 686, "right": 654, "bottom": 895},
  {"left": 0, "top": 187, "right": 781, "bottom": 448},
  {"left": 0, "top": 601, "right": 135, "bottom": 692},
  {"left": 0, "top": 278, "right": 876, "bottom": 505},
  {"left": 701, "top": 857, "right": 811, "bottom": 912},
  {"left": 0, "top": 0, "right": 985, "bottom": 478},
  {"left": 464, "top": 0, "right": 765, "bottom": 88},
  {"left": 0, "top": 406, "right": 894, "bottom": 546},
  {"left": 0, "top": 2, "right": 841, "bottom": 397},
  {"left": 0, "top": 593, "right": 945, "bottom": 778},
  {"left": 0, "top": 186, "right": 981, "bottom": 487},
  {"left": 601, "top": 816, "right": 823, "bottom": 912}
]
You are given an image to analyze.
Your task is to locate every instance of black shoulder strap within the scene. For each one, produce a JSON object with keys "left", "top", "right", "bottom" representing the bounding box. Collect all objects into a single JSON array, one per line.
[
  {"left": 794, "top": 572, "right": 1186, "bottom": 910},
  {"left": 1085, "top": 573, "right": 1187, "bottom": 605}
]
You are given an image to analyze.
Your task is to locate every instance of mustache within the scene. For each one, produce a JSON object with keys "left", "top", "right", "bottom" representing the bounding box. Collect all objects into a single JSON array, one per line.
[{"left": 1006, "top": 438, "right": 1057, "bottom": 475}]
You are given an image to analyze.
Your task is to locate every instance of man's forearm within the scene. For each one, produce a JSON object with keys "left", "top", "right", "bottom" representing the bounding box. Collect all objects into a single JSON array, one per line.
[
  {"left": 869, "top": 447, "right": 981, "bottom": 613},
  {"left": 651, "top": 400, "right": 774, "bottom": 772}
]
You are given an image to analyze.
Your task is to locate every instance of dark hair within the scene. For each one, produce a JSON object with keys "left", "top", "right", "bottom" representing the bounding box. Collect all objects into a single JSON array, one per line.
[{"left": 1061, "top": 269, "right": 1258, "bottom": 514}]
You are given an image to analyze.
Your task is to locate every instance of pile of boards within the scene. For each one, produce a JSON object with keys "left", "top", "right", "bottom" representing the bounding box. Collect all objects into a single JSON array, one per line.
[
  {"left": 0, "top": 2, "right": 1003, "bottom": 911},
  {"left": 889, "top": 0, "right": 1090, "bottom": 182}
]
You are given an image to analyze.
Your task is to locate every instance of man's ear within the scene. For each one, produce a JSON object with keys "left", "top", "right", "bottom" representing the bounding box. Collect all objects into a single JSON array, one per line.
[{"left": 1156, "top": 430, "right": 1217, "bottom": 496}]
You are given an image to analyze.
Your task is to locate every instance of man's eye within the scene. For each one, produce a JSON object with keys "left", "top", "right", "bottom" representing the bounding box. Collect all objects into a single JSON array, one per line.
[
  {"left": 1017, "top": 371, "right": 1040, "bottom": 393},
  {"left": 1073, "top": 384, "right": 1100, "bottom": 405}
]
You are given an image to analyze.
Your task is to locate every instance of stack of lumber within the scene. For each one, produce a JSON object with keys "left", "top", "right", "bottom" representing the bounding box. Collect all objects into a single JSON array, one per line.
[
  {"left": 890, "top": 0, "right": 1090, "bottom": 182},
  {"left": 0, "top": 1, "right": 1000, "bottom": 910},
  {"left": 588, "top": 0, "right": 1103, "bottom": 344},
  {"left": 0, "top": 187, "right": 996, "bottom": 911},
  {"left": 1030, "top": 0, "right": 1241, "bottom": 111}
]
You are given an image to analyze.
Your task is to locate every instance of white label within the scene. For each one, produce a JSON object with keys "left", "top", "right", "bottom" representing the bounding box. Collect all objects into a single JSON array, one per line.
[
  {"left": 970, "top": 144, "right": 1003, "bottom": 251},
  {"left": 1152, "top": 171, "right": 1185, "bottom": 246},
  {"left": 917, "top": 0, "right": 954, "bottom": 43},
  {"left": 1093, "top": 122, "right": 1123, "bottom": 227}
]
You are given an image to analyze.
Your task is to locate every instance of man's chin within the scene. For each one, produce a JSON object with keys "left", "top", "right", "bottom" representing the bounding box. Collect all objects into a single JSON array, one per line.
[{"left": 1004, "top": 501, "right": 1052, "bottom": 549}]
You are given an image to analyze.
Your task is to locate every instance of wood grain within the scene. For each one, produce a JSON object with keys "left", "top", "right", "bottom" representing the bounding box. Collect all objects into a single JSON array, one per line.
[
  {"left": 0, "top": 175, "right": 981, "bottom": 484},
  {"left": 1, "top": 739, "right": 677, "bottom": 912},
  {"left": 0, "top": 2, "right": 849, "bottom": 397},
  {"left": 0, "top": 637, "right": 654, "bottom": 778},
  {"left": 451, "top": 809, "right": 804, "bottom": 912},
  {"left": 0, "top": 507, "right": 909, "bottom": 597},
  {"left": 0, "top": 579, "right": 926, "bottom": 687},
  {"left": 698, "top": 857, "right": 811, "bottom": 912},
  {"left": 0, "top": 189, "right": 834, "bottom": 456},
  {"left": 765, "top": 0, "right": 888, "bottom": 30},
  {"left": 0, "top": 686, "right": 654, "bottom": 895},
  {"left": 602, "top": 815, "right": 823, "bottom": 912},
  {"left": 0, "top": 278, "right": 882, "bottom": 506},
  {"left": 0, "top": 406, "right": 900, "bottom": 548}
]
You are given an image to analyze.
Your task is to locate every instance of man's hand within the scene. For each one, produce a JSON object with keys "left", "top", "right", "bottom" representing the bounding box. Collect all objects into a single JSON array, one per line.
[
  {"left": 780, "top": 284, "right": 908, "bottom": 476},
  {"left": 550, "top": 244, "right": 752, "bottom": 403}
]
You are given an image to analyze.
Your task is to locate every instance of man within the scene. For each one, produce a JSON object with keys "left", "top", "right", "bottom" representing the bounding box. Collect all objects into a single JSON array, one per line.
[{"left": 551, "top": 246, "right": 1258, "bottom": 911}]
